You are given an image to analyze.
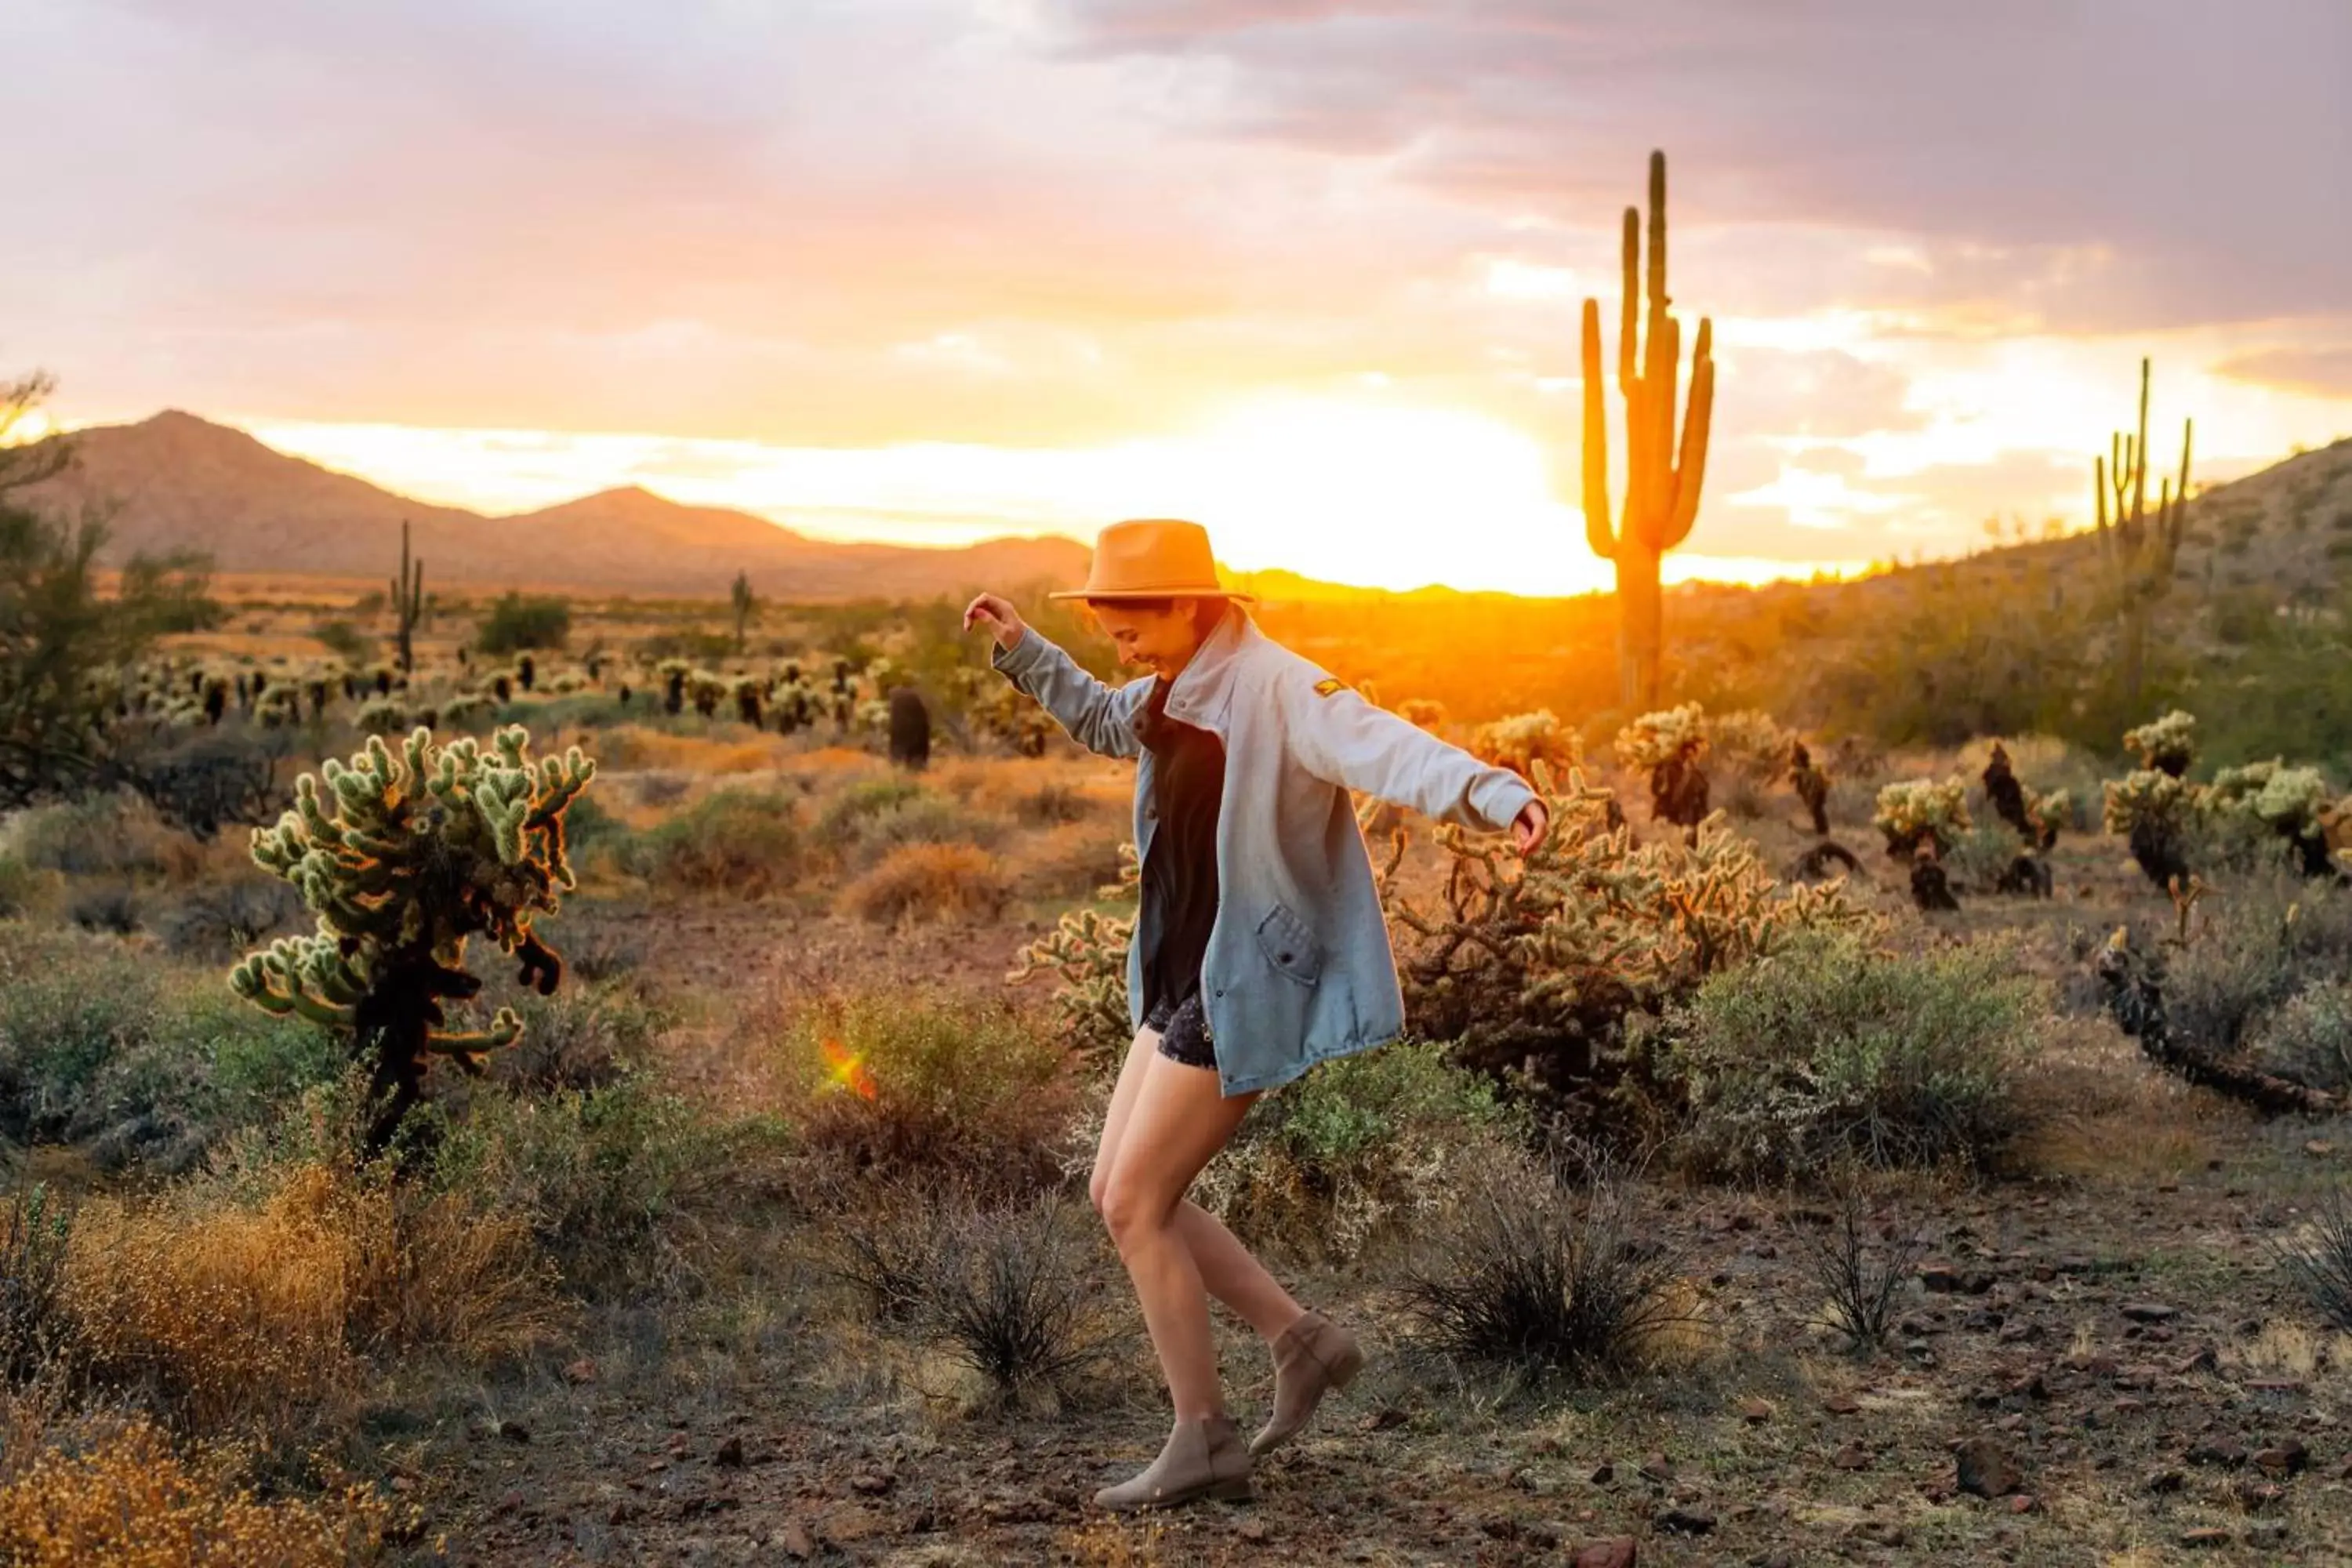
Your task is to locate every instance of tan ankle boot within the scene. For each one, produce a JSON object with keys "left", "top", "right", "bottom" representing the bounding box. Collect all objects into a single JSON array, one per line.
[
  {"left": 1091, "top": 1414, "right": 1254, "bottom": 1511},
  {"left": 1249, "top": 1309, "right": 1363, "bottom": 1457}
]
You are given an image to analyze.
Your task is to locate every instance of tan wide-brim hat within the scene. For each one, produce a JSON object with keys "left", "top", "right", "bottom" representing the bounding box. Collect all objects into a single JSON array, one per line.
[{"left": 1047, "top": 518, "right": 1255, "bottom": 603}]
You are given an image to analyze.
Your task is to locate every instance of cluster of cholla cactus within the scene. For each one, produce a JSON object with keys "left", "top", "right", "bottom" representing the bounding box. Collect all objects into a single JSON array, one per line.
[
  {"left": 2103, "top": 710, "right": 2203, "bottom": 886},
  {"left": 1470, "top": 710, "right": 1582, "bottom": 782},
  {"left": 2122, "top": 710, "right": 2198, "bottom": 778},
  {"left": 1004, "top": 843, "right": 1140, "bottom": 1067},
  {"left": 1613, "top": 702, "right": 1711, "bottom": 828},
  {"left": 1706, "top": 710, "right": 1798, "bottom": 787},
  {"left": 2204, "top": 759, "right": 2338, "bottom": 877},
  {"left": 1377, "top": 759, "right": 1866, "bottom": 1090},
  {"left": 1873, "top": 777, "right": 1972, "bottom": 858},
  {"left": 1981, "top": 740, "right": 2069, "bottom": 852},
  {"left": 228, "top": 724, "right": 597, "bottom": 1153},
  {"left": 965, "top": 675, "right": 1057, "bottom": 757}
]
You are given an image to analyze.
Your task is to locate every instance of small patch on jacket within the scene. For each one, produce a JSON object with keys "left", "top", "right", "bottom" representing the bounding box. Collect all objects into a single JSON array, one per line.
[{"left": 1312, "top": 677, "right": 1347, "bottom": 698}]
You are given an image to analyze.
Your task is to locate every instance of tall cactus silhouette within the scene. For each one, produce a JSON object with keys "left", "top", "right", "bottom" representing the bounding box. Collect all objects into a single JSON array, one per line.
[
  {"left": 228, "top": 724, "right": 597, "bottom": 1154},
  {"left": 390, "top": 518, "right": 424, "bottom": 675},
  {"left": 2094, "top": 357, "right": 2192, "bottom": 707},
  {"left": 1582, "top": 149, "right": 1715, "bottom": 712}
]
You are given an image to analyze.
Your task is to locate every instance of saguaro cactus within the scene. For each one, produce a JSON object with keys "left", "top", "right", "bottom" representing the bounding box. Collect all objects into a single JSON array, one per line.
[
  {"left": 228, "top": 724, "right": 597, "bottom": 1153},
  {"left": 2094, "top": 358, "right": 2192, "bottom": 707},
  {"left": 1582, "top": 149, "right": 1715, "bottom": 713},
  {"left": 390, "top": 519, "right": 424, "bottom": 676}
]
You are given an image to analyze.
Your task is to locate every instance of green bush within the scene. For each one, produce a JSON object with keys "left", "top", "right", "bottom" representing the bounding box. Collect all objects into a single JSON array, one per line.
[
  {"left": 0, "top": 856, "right": 32, "bottom": 919},
  {"left": 1655, "top": 934, "right": 2040, "bottom": 1180},
  {"left": 617, "top": 787, "right": 802, "bottom": 895},
  {"left": 493, "top": 980, "right": 669, "bottom": 1093},
  {"left": 1191, "top": 1038, "right": 1530, "bottom": 1264},
  {"left": 310, "top": 618, "right": 372, "bottom": 665},
  {"left": 2250, "top": 981, "right": 2352, "bottom": 1097},
  {"left": 5, "top": 791, "right": 177, "bottom": 877},
  {"left": 813, "top": 779, "right": 928, "bottom": 840},
  {"left": 2165, "top": 871, "right": 2352, "bottom": 1058},
  {"left": 476, "top": 591, "right": 573, "bottom": 655},
  {"left": 779, "top": 989, "right": 1075, "bottom": 1203}
]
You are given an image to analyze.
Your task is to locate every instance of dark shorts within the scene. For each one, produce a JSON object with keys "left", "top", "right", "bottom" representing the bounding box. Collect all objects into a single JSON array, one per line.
[{"left": 1142, "top": 990, "right": 1218, "bottom": 1069}]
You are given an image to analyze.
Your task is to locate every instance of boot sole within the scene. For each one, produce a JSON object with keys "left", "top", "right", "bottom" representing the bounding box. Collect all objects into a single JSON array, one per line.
[{"left": 1093, "top": 1475, "right": 1254, "bottom": 1511}]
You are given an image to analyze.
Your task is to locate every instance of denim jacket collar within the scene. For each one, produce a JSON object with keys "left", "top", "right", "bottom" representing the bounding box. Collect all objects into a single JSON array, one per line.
[{"left": 1126, "top": 603, "right": 1250, "bottom": 740}]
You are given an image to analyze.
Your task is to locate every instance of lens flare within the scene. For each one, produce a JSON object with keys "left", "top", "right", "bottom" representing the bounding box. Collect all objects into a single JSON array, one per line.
[{"left": 818, "top": 1036, "right": 877, "bottom": 1101}]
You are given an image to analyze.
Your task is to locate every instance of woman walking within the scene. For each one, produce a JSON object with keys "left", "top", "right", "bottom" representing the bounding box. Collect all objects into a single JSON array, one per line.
[{"left": 964, "top": 518, "right": 1548, "bottom": 1512}]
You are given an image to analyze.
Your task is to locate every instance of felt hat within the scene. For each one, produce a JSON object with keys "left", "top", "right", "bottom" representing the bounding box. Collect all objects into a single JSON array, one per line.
[{"left": 1048, "top": 518, "right": 1254, "bottom": 603}]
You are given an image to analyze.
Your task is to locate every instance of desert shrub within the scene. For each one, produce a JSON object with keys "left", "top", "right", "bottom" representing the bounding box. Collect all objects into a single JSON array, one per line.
[
  {"left": 1399, "top": 1143, "right": 1691, "bottom": 1381},
  {"left": 153, "top": 877, "right": 306, "bottom": 960},
  {"left": 1014, "top": 779, "right": 1092, "bottom": 826},
  {"left": 62, "top": 1160, "right": 550, "bottom": 1443},
  {"left": 829, "top": 1186, "right": 1126, "bottom": 1409},
  {"left": 0, "top": 1185, "right": 72, "bottom": 1383},
  {"left": 5, "top": 790, "right": 176, "bottom": 877},
  {"left": 776, "top": 989, "right": 1073, "bottom": 1202},
  {"left": 840, "top": 842, "right": 1009, "bottom": 924},
  {"left": 0, "top": 927, "right": 159, "bottom": 1142},
  {"left": 0, "top": 1416, "right": 393, "bottom": 1567},
  {"left": 2162, "top": 871, "right": 2352, "bottom": 1060},
  {"left": 64, "top": 879, "right": 139, "bottom": 935},
  {"left": 310, "top": 616, "right": 372, "bottom": 665},
  {"left": 0, "top": 855, "right": 33, "bottom": 918},
  {"left": 1189, "top": 1037, "right": 1530, "bottom": 1264},
  {"left": 476, "top": 591, "right": 572, "bottom": 655},
  {"left": 619, "top": 786, "right": 801, "bottom": 895},
  {"left": 1010, "top": 822, "right": 1128, "bottom": 902},
  {"left": 113, "top": 728, "right": 287, "bottom": 841},
  {"left": 1944, "top": 822, "right": 2031, "bottom": 891},
  {"left": 425, "top": 1072, "right": 786, "bottom": 1300},
  {"left": 2249, "top": 981, "right": 2352, "bottom": 1096},
  {"left": 1654, "top": 933, "right": 2040, "bottom": 1181},
  {"left": 837, "top": 793, "right": 998, "bottom": 870},
  {"left": 492, "top": 979, "right": 667, "bottom": 1094}
]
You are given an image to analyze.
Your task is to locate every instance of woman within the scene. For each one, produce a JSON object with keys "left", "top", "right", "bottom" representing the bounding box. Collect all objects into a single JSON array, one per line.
[{"left": 963, "top": 518, "right": 1548, "bottom": 1512}]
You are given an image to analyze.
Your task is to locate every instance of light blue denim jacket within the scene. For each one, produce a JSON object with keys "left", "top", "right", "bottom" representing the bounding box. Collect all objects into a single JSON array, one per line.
[{"left": 993, "top": 604, "right": 1538, "bottom": 1098}]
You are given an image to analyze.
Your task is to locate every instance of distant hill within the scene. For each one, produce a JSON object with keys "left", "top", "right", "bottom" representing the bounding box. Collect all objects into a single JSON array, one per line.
[{"left": 16, "top": 411, "right": 1094, "bottom": 600}]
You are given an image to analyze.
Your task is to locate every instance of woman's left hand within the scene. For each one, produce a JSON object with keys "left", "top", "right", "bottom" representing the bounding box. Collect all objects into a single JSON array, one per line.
[{"left": 1511, "top": 798, "right": 1549, "bottom": 855}]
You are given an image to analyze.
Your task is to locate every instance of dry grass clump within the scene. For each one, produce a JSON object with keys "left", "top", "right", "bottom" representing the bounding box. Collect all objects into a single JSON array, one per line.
[
  {"left": 1788, "top": 1178, "right": 1933, "bottom": 1352},
  {"left": 1007, "top": 821, "right": 1128, "bottom": 902},
  {"left": 0, "top": 1414, "right": 394, "bottom": 1567},
  {"left": 840, "top": 842, "right": 1010, "bottom": 924},
  {"left": 615, "top": 786, "right": 802, "bottom": 896},
  {"left": 594, "top": 728, "right": 785, "bottom": 775},
  {"left": 2270, "top": 1185, "right": 2352, "bottom": 1334},
  {"left": 822, "top": 1184, "right": 1129, "bottom": 1412},
  {"left": 63, "top": 1161, "right": 553, "bottom": 1443},
  {"left": 1400, "top": 1143, "right": 1697, "bottom": 1381}
]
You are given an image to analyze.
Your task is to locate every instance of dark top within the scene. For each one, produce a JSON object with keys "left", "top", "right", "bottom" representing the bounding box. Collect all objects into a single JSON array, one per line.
[{"left": 1135, "top": 673, "right": 1225, "bottom": 1018}]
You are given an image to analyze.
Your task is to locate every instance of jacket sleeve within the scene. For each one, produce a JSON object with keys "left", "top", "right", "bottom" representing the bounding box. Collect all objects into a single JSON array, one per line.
[
  {"left": 990, "top": 628, "right": 1149, "bottom": 760},
  {"left": 1278, "top": 666, "right": 1537, "bottom": 833}
]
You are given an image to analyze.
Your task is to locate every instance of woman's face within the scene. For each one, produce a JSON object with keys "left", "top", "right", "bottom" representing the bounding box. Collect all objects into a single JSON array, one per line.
[{"left": 1090, "top": 600, "right": 1216, "bottom": 678}]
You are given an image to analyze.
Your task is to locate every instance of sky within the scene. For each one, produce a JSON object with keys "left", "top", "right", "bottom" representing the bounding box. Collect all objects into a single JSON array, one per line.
[{"left": 6, "top": 0, "right": 2351, "bottom": 594}]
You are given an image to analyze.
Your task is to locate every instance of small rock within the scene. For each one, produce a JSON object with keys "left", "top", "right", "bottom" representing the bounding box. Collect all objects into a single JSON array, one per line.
[
  {"left": 495, "top": 1420, "right": 531, "bottom": 1444},
  {"left": 2233, "top": 1478, "right": 2285, "bottom": 1511},
  {"left": 1955, "top": 1436, "right": 2024, "bottom": 1498},
  {"left": 2187, "top": 1438, "right": 2249, "bottom": 1468},
  {"left": 2120, "top": 1301, "right": 2179, "bottom": 1323},
  {"left": 1237, "top": 1519, "right": 1268, "bottom": 1543},
  {"left": 2144, "top": 1468, "right": 2184, "bottom": 1494},
  {"left": 848, "top": 1468, "right": 894, "bottom": 1494},
  {"left": 2305, "top": 1139, "right": 2336, "bottom": 1157},
  {"left": 494, "top": 1490, "right": 524, "bottom": 1516},
  {"left": 1737, "top": 1397, "right": 1773, "bottom": 1424},
  {"left": 563, "top": 1357, "right": 598, "bottom": 1385},
  {"left": 1588, "top": 1461, "right": 1616, "bottom": 1485},
  {"left": 1831, "top": 1443, "right": 1870, "bottom": 1471},
  {"left": 1822, "top": 1392, "right": 1862, "bottom": 1415},
  {"left": 2180, "top": 1527, "right": 2231, "bottom": 1548},
  {"left": 1570, "top": 1539, "right": 1636, "bottom": 1568},
  {"left": 2008, "top": 1494, "right": 2037, "bottom": 1514},
  {"left": 2252, "top": 1440, "right": 2307, "bottom": 1476},
  {"left": 1654, "top": 1506, "right": 1715, "bottom": 1535},
  {"left": 714, "top": 1436, "right": 745, "bottom": 1468},
  {"left": 775, "top": 1518, "right": 817, "bottom": 1559},
  {"left": 1638, "top": 1453, "right": 1675, "bottom": 1485}
]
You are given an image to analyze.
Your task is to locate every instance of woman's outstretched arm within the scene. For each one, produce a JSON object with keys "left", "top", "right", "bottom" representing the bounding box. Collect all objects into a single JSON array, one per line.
[
  {"left": 965, "top": 592, "right": 1147, "bottom": 760},
  {"left": 1279, "top": 666, "right": 1545, "bottom": 845}
]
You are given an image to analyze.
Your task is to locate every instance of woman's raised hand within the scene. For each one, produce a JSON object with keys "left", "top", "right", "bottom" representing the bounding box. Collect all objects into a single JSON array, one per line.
[
  {"left": 1511, "top": 798, "right": 1549, "bottom": 855},
  {"left": 962, "top": 592, "right": 1026, "bottom": 652}
]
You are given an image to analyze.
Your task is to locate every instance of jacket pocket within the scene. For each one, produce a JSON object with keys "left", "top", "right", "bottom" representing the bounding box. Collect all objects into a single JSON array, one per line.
[{"left": 1255, "top": 902, "right": 1323, "bottom": 987}]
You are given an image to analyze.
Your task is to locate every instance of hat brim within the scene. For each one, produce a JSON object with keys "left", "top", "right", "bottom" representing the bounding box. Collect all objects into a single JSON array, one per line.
[{"left": 1047, "top": 586, "right": 1256, "bottom": 604}]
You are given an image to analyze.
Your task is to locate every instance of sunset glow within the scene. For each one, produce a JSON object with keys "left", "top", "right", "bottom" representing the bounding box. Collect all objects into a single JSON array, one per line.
[{"left": 11, "top": 2, "right": 2351, "bottom": 594}]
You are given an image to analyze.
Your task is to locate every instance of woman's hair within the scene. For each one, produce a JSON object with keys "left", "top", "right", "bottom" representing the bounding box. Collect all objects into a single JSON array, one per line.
[{"left": 1087, "top": 596, "right": 1230, "bottom": 637}]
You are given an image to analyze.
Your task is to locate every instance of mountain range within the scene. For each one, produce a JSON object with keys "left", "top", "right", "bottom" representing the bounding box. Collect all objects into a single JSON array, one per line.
[{"left": 16, "top": 411, "right": 1092, "bottom": 600}]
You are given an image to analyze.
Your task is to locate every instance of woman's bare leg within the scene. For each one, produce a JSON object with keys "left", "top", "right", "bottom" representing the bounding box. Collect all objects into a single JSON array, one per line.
[
  {"left": 1098, "top": 1054, "right": 1258, "bottom": 1422},
  {"left": 1091, "top": 1028, "right": 1305, "bottom": 1343}
]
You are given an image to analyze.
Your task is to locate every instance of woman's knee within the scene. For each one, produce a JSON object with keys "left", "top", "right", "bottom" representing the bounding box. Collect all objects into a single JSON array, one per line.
[{"left": 1096, "top": 1171, "right": 1173, "bottom": 1247}]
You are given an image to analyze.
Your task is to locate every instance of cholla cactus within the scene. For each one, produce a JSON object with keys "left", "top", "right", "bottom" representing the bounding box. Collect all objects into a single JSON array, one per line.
[
  {"left": 855, "top": 698, "right": 891, "bottom": 733},
  {"left": 1470, "top": 710, "right": 1581, "bottom": 782},
  {"left": 1707, "top": 710, "right": 1797, "bottom": 785},
  {"left": 1873, "top": 777, "right": 1971, "bottom": 858},
  {"left": 2122, "top": 710, "right": 2198, "bottom": 778},
  {"left": 441, "top": 692, "right": 496, "bottom": 731},
  {"left": 353, "top": 697, "right": 407, "bottom": 735},
  {"left": 1005, "top": 843, "right": 1141, "bottom": 1067},
  {"left": 1382, "top": 760, "right": 1867, "bottom": 1079},
  {"left": 686, "top": 669, "right": 727, "bottom": 718},
  {"left": 2102, "top": 767, "right": 2197, "bottom": 886},
  {"left": 228, "top": 724, "right": 597, "bottom": 1152},
  {"left": 2209, "top": 759, "right": 2336, "bottom": 874},
  {"left": 1612, "top": 702, "right": 1707, "bottom": 774}
]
